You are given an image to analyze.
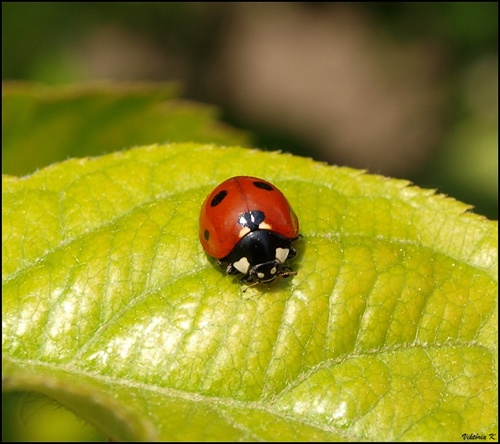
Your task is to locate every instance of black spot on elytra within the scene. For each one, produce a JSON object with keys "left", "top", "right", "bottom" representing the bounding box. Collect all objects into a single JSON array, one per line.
[
  {"left": 239, "top": 210, "right": 266, "bottom": 230},
  {"left": 253, "top": 181, "right": 274, "bottom": 191},
  {"left": 204, "top": 229, "right": 210, "bottom": 241},
  {"left": 211, "top": 189, "right": 227, "bottom": 207}
]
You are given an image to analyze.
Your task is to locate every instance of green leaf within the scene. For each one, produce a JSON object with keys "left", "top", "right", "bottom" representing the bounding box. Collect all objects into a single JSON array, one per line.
[
  {"left": 3, "top": 143, "right": 497, "bottom": 441},
  {"left": 2, "top": 82, "right": 250, "bottom": 176}
]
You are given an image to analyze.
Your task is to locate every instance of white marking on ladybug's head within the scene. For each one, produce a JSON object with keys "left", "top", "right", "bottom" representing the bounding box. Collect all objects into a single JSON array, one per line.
[
  {"left": 259, "top": 221, "right": 272, "bottom": 230},
  {"left": 233, "top": 257, "right": 250, "bottom": 274},
  {"left": 257, "top": 272, "right": 265, "bottom": 279},
  {"left": 238, "top": 227, "right": 251, "bottom": 238},
  {"left": 275, "top": 248, "right": 289, "bottom": 264},
  {"left": 270, "top": 267, "right": 277, "bottom": 275}
]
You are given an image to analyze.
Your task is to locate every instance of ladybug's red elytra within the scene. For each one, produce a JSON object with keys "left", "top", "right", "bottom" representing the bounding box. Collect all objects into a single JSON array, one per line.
[{"left": 199, "top": 176, "right": 300, "bottom": 289}]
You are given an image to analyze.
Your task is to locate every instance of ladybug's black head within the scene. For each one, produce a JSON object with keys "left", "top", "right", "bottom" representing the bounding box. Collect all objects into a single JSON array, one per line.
[
  {"left": 219, "top": 229, "right": 298, "bottom": 290},
  {"left": 245, "top": 259, "right": 283, "bottom": 283},
  {"left": 240, "top": 260, "right": 297, "bottom": 291}
]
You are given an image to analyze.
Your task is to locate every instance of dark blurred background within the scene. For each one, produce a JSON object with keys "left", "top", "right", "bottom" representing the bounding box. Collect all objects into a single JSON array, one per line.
[
  {"left": 3, "top": 3, "right": 498, "bottom": 219},
  {"left": 1, "top": 2, "right": 498, "bottom": 440}
]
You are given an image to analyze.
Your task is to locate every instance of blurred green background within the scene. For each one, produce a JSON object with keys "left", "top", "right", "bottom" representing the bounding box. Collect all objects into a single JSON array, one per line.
[{"left": 2, "top": 2, "right": 497, "bottom": 441}]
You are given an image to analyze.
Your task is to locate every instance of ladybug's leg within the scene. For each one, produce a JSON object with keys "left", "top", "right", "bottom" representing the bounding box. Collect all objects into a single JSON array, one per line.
[
  {"left": 239, "top": 272, "right": 256, "bottom": 285},
  {"left": 218, "top": 259, "right": 240, "bottom": 276},
  {"left": 241, "top": 280, "right": 261, "bottom": 292},
  {"left": 287, "top": 235, "right": 301, "bottom": 260},
  {"left": 239, "top": 274, "right": 261, "bottom": 292},
  {"left": 226, "top": 264, "right": 240, "bottom": 275},
  {"left": 279, "top": 266, "right": 297, "bottom": 279}
]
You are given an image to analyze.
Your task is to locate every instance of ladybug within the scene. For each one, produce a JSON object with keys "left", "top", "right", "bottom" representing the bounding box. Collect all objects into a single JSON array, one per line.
[{"left": 199, "top": 176, "right": 300, "bottom": 289}]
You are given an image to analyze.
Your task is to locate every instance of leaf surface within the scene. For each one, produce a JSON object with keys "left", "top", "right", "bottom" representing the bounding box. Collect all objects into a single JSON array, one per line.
[{"left": 3, "top": 143, "right": 497, "bottom": 441}]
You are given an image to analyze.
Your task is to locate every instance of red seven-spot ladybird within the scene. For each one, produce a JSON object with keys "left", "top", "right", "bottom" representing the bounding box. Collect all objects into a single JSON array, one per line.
[{"left": 199, "top": 176, "right": 300, "bottom": 289}]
